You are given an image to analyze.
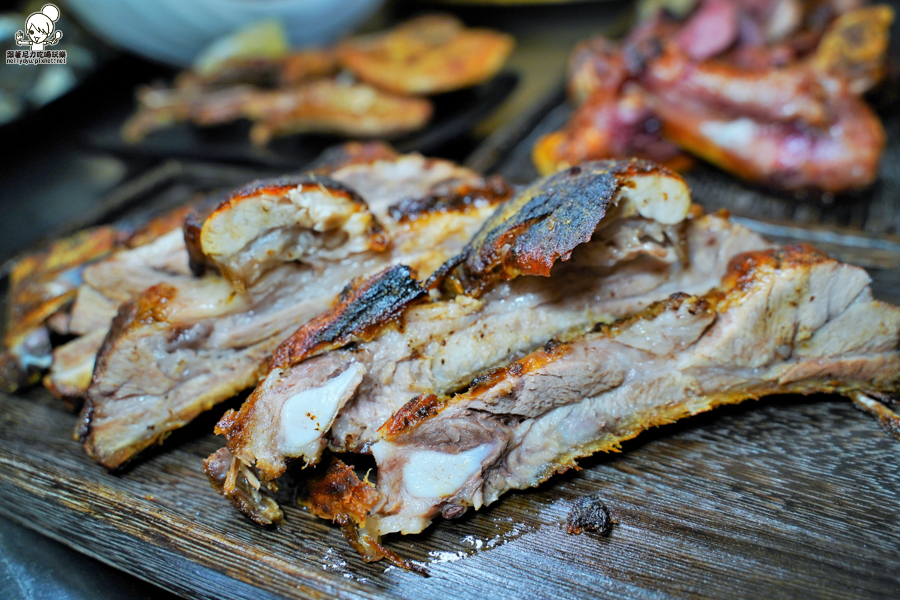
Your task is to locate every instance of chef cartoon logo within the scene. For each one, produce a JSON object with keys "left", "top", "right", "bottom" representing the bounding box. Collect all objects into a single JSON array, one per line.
[{"left": 6, "top": 4, "right": 66, "bottom": 65}]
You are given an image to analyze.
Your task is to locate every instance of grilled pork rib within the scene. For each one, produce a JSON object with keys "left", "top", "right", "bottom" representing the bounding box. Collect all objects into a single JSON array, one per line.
[
  {"left": 206, "top": 161, "right": 774, "bottom": 526},
  {"left": 80, "top": 151, "right": 512, "bottom": 469},
  {"left": 364, "top": 244, "right": 899, "bottom": 543}
]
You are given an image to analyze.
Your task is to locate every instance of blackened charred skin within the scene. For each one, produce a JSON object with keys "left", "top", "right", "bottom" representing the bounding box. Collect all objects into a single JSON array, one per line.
[
  {"left": 566, "top": 494, "right": 613, "bottom": 535},
  {"left": 270, "top": 264, "right": 427, "bottom": 370},
  {"left": 445, "top": 159, "right": 673, "bottom": 296},
  {"left": 387, "top": 175, "right": 513, "bottom": 223}
]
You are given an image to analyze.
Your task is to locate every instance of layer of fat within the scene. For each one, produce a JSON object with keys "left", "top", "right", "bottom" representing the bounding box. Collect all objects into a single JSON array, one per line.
[
  {"left": 279, "top": 363, "right": 365, "bottom": 454},
  {"left": 395, "top": 443, "right": 495, "bottom": 499}
]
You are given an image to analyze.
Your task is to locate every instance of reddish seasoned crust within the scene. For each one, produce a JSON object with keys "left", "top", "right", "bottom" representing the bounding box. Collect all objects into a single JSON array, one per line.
[
  {"left": 269, "top": 264, "right": 427, "bottom": 371},
  {"left": 386, "top": 174, "right": 514, "bottom": 223},
  {"left": 716, "top": 243, "right": 831, "bottom": 305},
  {"left": 438, "top": 159, "right": 679, "bottom": 295},
  {"left": 303, "top": 456, "right": 422, "bottom": 571},
  {"left": 215, "top": 174, "right": 367, "bottom": 216},
  {"left": 377, "top": 394, "right": 443, "bottom": 441},
  {"left": 379, "top": 340, "right": 570, "bottom": 442}
]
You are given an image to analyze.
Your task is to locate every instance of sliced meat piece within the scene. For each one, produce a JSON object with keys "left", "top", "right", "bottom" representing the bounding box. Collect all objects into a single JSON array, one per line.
[
  {"left": 208, "top": 164, "right": 772, "bottom": 521},
  {"left": 198, "top": 175, "right": 388, "bottom": 291},
  {"left": 2, "top": 226, "right": 117, "bottom": 391},
  {"left": 209, "top": 210, "right": 769, "bottom": 522},
  {"left": 80, "top": 153, "right": 511, "bottom": 469},
  {"left": 336, "top": 14, "right": 514, "bottom": 95},
  {"left": 366, "top": 244, "right": 900, "bottom": 541}
]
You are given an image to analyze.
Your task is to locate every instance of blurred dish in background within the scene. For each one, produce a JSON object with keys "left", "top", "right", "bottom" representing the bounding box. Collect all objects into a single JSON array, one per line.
[
  {"left": 64, "top": 0, "right": 385, "bottom": 68},
  {"left": 120, "top": 14, "right": 515, "bottom": 146},
  {"left": 534, "top": 0, "right": 894, "bottom": 194}
]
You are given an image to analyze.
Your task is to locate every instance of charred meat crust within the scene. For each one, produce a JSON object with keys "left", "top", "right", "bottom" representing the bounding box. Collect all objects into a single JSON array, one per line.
[
  {"left": 386, "top": 175, "right": 514, "bottom": 223},
  {"left": 304, "top": 456, "right": 378, "bottom": 526},
  {"left": 269, "top": 264, "right": 427, "bottom": 371},
  {"left": 217, "top": 265, "right": 426, "bottom": 458},
  {"left": 439, "top": 159, "right": 676, "bottom": 295},
  {"left": 183, "top": 211, "right": 210, "bottom": 277},
  {"left": 304, "top": 456, "right": 422, "bottom": 571}
]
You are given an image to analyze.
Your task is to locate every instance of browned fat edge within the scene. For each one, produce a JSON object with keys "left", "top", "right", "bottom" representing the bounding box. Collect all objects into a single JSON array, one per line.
[
  {"left": 183, "top": 211, "right": 211, "bottom": 276},
  {"left": 305, "top": 141, "right": 399, "bottom": 174},
  {"left": 379, "top": 340, "right": 570, "bottom": 441},
  {"left": 714, "top": 244, "right": 831, "bottom": 308},
  {"left": 387, "top": 175, "right": 514, "bottom": 223},
  {"left": 78, "top": 283, "right": 178, "bottom": 466},
  {"left": 216, "top": 265, "right": 426, "bottom": 453},
  {"left": 445, "top": 159, "right": 681, "bottom": 296},
  {"left": 205, "top": 174, "right": 390, "bottom": 253}
]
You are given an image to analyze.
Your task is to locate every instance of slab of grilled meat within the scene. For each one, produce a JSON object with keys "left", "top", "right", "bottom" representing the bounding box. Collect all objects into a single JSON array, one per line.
[
  {"left": 362, "top": 244, "right": 899, "bottom": 547},
  {"left": 1, "top": 204, "right": 196, "bottom": 393},
  {"left": 205, "top": 161, "right": 775, "bottom": 528},
  {"left": 535, "top": 1, "right": 892, "bottom": 193},
  {"left": 80, "top": 149, "right": 512, "bottom": 469}
]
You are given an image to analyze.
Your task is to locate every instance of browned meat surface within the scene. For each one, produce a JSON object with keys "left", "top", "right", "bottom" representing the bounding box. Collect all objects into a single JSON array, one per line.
[
  {"left": 364, "top": 244, "right": 899, "bottom": 540},
  {"left": 534, "top": 1, "right": 892, "bottom": 193},
  {"left": 2, "top": 204, "right": 197, "bottom": 393},
  {"left": 207, "top": 162, "right": 780, "bottom": 525},
  {"left": 80, "top": 152, "right": 511, "bottom": 469},
  {"left": 1, "top": 227, "right": 118, "bottom": 391},
  {"left": 336, "top": 14, "right": 514, "bottom": 95}
]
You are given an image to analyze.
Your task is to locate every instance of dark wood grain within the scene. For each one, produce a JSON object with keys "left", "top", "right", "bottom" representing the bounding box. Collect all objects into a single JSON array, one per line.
[{"left": 1, "top": 379, "right": 899, "bottom": 599}]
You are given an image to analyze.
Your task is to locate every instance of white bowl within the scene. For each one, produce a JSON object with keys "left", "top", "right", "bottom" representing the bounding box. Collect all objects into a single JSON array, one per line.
[{"left": 64, "top": 0, "right": 384, "bottom": 67}]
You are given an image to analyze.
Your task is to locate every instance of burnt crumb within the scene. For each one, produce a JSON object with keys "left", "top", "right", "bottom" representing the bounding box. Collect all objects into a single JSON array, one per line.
[{"left": 566, "top": 494, "right": 613, "bottom": 535}]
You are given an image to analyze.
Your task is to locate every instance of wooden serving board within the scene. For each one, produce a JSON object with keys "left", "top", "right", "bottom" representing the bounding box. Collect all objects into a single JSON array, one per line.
[{"left": 2, "top": 136, "right": 900, "bottom": 598}]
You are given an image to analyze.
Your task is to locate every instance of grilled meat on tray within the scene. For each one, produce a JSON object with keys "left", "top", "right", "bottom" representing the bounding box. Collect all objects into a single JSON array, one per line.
[
  {"left": 205, "top": 161, "right": 766, "bottom": 523},
  {"left": 204, "top": 159, "right": 898, "bottom": 568},
  {"left": 79, "top": 146, "right": 513, "bottom": 469}
]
